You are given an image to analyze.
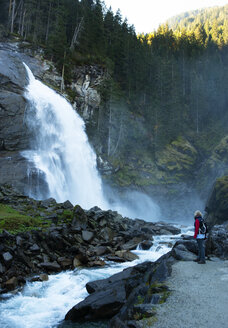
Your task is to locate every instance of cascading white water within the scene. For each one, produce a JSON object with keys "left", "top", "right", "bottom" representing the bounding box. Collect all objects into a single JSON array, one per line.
[{"left": 22, "top": 65, "right": 108, "bottom": 210}]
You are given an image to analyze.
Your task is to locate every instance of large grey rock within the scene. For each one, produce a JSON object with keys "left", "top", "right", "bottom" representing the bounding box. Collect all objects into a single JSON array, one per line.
[
  {"left": 5, "top": 276, "right": 18, "bottom": 291},
  {"left": 65, "top": 281, "right": 126, "bottom": 321},
  {"left": 205, "top": 176, "right": 228, "bottom": 226},
  {"left": 171, "top": 244, "right": 197, "bottom": 261},
  {"left": 0, "top": 261, "right": 6, "bottom": 274},
  {"left": 40, "top": 261, "right": 61, "bottom": 271},
  {"left": 82, "top": 230, "right": 94, "bottom": 242},
  {"left": 0, "top": 44, "right": 57, "bottom": 193},
  {"left": 65, "top": 255, "right": 174, "bottom": 324},
  {"left": 207, "top": 223, "right": 228, "bottom": 259},
  {"left": 0, "top": 48, "right": 36, "bottom": 191},
  {"left": 2, "top": 251, "right": 13, "bottom": 264},
  {"left": 0, "top": 49, "right": 28, "bottom": 90},
  {"left": 0, "top": 50, "right": 30, "bottom": 151}
]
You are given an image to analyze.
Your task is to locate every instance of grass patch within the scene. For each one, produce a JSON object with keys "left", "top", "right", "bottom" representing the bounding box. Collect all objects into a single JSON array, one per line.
[{"left": 0, "top": 204, "right": 48, "bottom": 233}]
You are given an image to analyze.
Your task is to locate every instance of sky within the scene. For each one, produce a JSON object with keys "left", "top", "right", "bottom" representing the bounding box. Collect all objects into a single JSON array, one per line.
[{"left": 103, "top": 0, "right": 228, "bottom": 33}]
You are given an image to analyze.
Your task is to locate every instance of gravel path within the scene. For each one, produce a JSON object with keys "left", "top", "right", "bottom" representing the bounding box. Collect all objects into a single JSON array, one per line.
[{"left": 151, "top": 257, "right": 228, "bottom": 328}]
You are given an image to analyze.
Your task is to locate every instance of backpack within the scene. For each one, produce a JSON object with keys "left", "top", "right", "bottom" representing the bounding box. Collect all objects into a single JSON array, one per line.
[{"left": 198, "top": 217, "right": 208, "bottom": 234}]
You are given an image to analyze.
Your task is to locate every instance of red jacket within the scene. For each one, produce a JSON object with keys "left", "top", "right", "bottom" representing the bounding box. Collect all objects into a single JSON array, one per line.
[{"left": 194, "top": 218, "right": 200, "bottom": 239}]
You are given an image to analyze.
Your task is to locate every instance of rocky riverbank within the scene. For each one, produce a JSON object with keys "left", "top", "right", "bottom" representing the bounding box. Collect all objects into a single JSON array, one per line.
[
  {"left": 0, "top": 184, "right": 180, "bottom": 294},
  {"left": 64, "top": 224, "right": 228, "bottom": 328},
  {"left": 63, "top": 176, "right": 228, "bottom": 328}
]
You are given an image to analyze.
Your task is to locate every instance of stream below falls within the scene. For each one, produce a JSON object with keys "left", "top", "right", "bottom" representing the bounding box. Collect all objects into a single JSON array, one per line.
[{"left": 0, "top": 227, "right": 192, "bottom": 328}]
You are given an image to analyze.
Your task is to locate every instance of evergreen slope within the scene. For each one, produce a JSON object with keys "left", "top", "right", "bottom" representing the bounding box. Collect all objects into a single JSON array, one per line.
[{"left": 167, "top": 4, "right": 228, "bottom": 45}]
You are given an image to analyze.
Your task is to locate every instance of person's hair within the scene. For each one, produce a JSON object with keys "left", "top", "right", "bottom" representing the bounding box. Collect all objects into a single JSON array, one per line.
[{"left": 194, "top": 210, "right": 202, "bottom": 217}]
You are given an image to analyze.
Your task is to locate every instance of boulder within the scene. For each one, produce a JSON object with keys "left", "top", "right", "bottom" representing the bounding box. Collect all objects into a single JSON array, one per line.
[
  {"left": 206, "top": 223, "right": 228, "bottom": 259},
  {"left": 5, "top": 276, "right": 18, "bottom": 291},
  {"left": 82, "top": 230, "right": 94, "bottom": 242},
  {"left": 205, "top": 176, "right": 228, "bottom": 226},
  {"left": 122, "top": 237, "right": 144, "bottom": 251},
  {"left": 57, "top": 257, "right": 72, "bottom": 269},
  {"left": 138, "top": 240, "right": 153, "bottom": 250},
  {"left": 30, "top": 274, "right": 49, "bottom": 282},
  {"left": 73, "top": 257, "right": 82, "bottom": 268},
  {"left": 62, "top": 200, "right": 73, "bottom": 209},
  {"left": 87, "top": 259, "right": 106, "bottom": 267},
  {"left": 171, "top": 244, "right": 197, "bottom": 261},
  {"left": 65, "top": 255, "right": 174, "bottom": 324},
  {"left": 93, "top": 246, "right": 110, "bottom": 256},
  {"left": 115, "top": 251, "right": 139, "bottom": 262},
  {"left": 132, "top": 304, "right": 156, "bottom": 319},
  {"left": 72, "top": 205, "right": 88, "bottom": 229},
  {"left": 30, "top": 244, "right": 40, "bottom": 252},
  {"left": 2, "top": 252, "right": 13, "bottom": 266},
  {"left": 100, "top": 227, "right": 115, "bottom": 242},
  {"left": 39, "top": 274, "right": 49, "bottom": 281},
  {"left": 65, "top": 281, "right": 126, "bottom": 321},
  {"left": 0, "top": 261, "right": 6, "bottom": 274},
  {"left": 39, "top": 261, "right": 61, "bottom": 272},
  {"left": 173, "top": 239, "right": 198, "bottom": 254}
]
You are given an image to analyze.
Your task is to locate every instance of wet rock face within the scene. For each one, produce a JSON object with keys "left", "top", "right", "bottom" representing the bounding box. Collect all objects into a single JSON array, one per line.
[
  {"left": 205, "top": 175, "right": 228, "bottom": 226},
  {"left": 207, "top": 223, "right": 228, "bottom": 259},
  {"left": 0, "top": 50, "right": 29, "bottom": 151},
  {"left": 70, "top": 65, "right": 104, "bottom": 123},
  {"left": 0, "top": 48, "right": 34, "bottom": 192},
  {"left": 0, "top": 44, "right": 52, "bottom": 193}
]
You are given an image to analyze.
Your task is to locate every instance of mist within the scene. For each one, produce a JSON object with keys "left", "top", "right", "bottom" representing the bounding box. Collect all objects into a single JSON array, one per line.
[{"left": 103, "top": 185, "right": 161, "bottom": 221}]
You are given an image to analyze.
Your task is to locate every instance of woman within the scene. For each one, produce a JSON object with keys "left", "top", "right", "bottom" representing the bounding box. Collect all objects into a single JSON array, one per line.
[{"left": 193, "top": 210, "right": 206, "bottom": 264}]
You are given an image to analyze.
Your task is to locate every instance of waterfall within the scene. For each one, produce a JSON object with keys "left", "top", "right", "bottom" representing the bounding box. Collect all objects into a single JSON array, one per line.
[
  {"left": 22, "top": 65, "right": 108, "bottom": 210},
  {"left": 22, "top": 64, "right": 161, "bottom": 221}
]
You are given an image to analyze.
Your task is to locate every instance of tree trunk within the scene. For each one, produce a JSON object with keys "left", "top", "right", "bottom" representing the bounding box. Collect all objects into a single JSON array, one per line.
[
  {"left": 21, "top": 9, "right": 26, "bottom": 37},
  {"left": 107, "top": 105, "right": 112, "bottom": 157},
  {"left": 196, "top": 96, "right": 199, "bottom": 134},
  {"left": 10, "top": 0, "right": 16, "bottom": 33},
  {"left": 70, "top": 17, "right": 84, "bottom": 50},
  {"left": 8, "top": 0, "right": 12, "bottom": 17},
  {"left": 60, "top": 51, "right": 66, "bottom": 93},
  {"left": 182, "top": 52, "right": 186, "bottom": 97},
  {"left": 45, "top": 1, "right": 52, "bottom": 43}
]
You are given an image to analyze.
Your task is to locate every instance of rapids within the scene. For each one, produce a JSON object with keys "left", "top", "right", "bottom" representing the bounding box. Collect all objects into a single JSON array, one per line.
[{"left": 0, "top": 228, "right": 192, "bottom": 328}]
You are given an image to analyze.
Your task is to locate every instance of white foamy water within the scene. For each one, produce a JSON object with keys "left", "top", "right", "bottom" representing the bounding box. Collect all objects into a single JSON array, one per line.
[
  {"left": 0, "top": 228, "right": 192, "bottom": 328},
  {"left": 22, "top": 65, "right": 108, "bottom": 210}
]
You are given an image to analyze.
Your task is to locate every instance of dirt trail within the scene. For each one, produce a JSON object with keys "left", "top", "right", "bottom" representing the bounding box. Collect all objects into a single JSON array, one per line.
[{"left": 151, "top": 258, "right": 228, "bottom": 328}]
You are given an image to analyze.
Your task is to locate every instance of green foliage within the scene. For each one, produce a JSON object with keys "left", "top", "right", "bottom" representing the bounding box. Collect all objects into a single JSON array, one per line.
[
  {"left": 0, "top": 204, "right": 47, "bottom": 233},
  {"left": 136, "top": 295, "right": 145, "bottom": 305}
]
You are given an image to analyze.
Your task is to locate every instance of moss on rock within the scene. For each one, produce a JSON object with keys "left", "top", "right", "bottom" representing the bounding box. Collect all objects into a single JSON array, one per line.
[
  {"left": 0, "top": 204, "right": 48, "bottom": 233},
  {"left": 205, "top": 175, "right": 228, "bottom": 225}
]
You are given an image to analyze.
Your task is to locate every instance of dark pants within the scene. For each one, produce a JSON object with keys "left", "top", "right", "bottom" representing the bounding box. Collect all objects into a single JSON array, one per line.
[{"left": 197, "top": 239, "right": 205, "bottom": 261}]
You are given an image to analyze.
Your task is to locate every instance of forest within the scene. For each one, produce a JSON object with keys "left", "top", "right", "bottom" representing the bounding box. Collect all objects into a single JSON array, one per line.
[{"left": 0, "top": 0, "right": 228, "bottom": 162}]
